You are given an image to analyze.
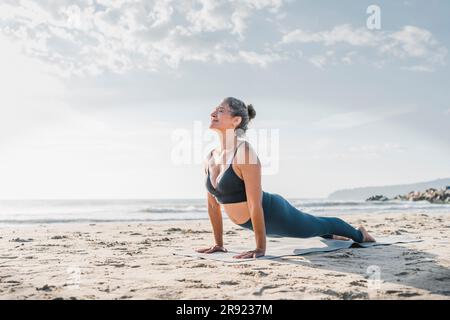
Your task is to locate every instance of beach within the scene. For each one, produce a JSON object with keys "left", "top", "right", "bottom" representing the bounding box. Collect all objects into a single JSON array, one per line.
[{"left": 0, "top": 212, "right": 449, "bottom": 300}]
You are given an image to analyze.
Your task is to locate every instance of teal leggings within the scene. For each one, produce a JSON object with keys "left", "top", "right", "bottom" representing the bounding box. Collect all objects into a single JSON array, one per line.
[{"left": 237, "top": 191, "right": 364, "bottom": 243}]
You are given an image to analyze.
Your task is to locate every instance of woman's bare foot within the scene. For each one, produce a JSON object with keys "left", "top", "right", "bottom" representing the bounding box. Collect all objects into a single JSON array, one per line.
[
  {"left": 358, "top": 226, "right": 376, "bottom": 242},
  {"left": 332, "top": 235, "right": 351, "bottom": 241}
]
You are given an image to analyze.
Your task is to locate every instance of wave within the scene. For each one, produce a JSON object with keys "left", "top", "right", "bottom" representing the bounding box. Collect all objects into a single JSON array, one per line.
[
  {"left": 0, "top": 217, "right": 210, "bottom": 225},
  {"left": 305, "top": 206, "right": 450, "bottom": 213},
  {"left": 293, "top": 201, "right": 365, "bottom": 207},
  {"left": 138, "top": 206, "right": 207, "bottom": 213},
  {"left": 292, "top": 200, "right": 443, "bottom": 207},
  {"left": 0, "top": 198, "right": 448, "bottom": 226}
]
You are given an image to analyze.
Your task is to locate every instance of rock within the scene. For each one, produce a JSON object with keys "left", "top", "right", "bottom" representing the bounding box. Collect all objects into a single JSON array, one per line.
[
  {"left": 10, "top": 238, "right": 33, "bottom": 243},
  {"left": 165, "top": 228, "right": 182, "bottom": 232},
  {"left": 51, "top": 235, "right": 68, "bottom": 240},
  {"left": 36, "top": 284, "right": 56, "bottom": 292},
  {"left": 366, "top": 195, "right": 389, "bottom": 201},
  {"left": 382, "top": 186, "right": 450, "bottom": 204}
]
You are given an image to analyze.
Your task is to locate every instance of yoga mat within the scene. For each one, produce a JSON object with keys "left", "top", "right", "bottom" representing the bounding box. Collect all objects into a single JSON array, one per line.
[{"left": 173, "top": 235, "right": 423, "bottom": 263}]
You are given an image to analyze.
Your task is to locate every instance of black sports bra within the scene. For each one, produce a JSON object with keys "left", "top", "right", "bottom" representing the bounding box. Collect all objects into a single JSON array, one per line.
[{"left": 205, "top": 142, "right": 247, "bottom": 204}]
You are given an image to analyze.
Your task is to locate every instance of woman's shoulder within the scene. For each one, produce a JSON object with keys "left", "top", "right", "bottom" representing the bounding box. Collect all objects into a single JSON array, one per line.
[{"left": 235, "top": 140, "right": 259, "bottom": 165}]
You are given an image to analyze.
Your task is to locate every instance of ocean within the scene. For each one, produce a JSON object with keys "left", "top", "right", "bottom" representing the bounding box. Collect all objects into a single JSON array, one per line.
[{"left": 0, "top": 198, "right": 449, "bottom": 225}]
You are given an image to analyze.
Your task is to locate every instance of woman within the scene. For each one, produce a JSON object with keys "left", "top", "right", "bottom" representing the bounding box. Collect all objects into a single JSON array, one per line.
[{"left": 196, "top": 97, "right": 375, "bottom": 260}]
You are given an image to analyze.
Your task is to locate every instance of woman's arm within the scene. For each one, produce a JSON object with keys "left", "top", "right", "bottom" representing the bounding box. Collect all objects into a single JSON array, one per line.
[
  {"left": 206, "top": 191, "right": 224, "bottom": 247},
  {"left": 195, "top": 157, "right": 227, "bottom": 253},
  {"left": 234, "top": 142, "right": 266, "bottom": 258}
]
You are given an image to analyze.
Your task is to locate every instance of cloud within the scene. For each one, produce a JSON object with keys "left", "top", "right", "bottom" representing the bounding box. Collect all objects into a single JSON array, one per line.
[
  {"left": 0, "top": 0, "right": 286, "bottom": 77},
  {"left": 309, "top": 54, "right": 327, "bottom": 69},
  {"left": 0, "top": 33, "right": 180, "bottom": 199},
  {"left": 347, "top": 143, "right": 406, "bottom": 154},
  {"left": 185, "top": 0, "right": 232, "bottom": 33},
  {"left": 400, "top": 65, "right": 434, "bottom": 72},
  {"left": 282, "top": 24, "right": 378, "bottom": 47},
  {"left": 307, "top": 138, "right": 334, "bottom": 151},
  {"left": 148, "top": 0, "right": 174, "bottom": 28},
  {"left": 0, "top": 33, "right": 69, "bottom": 144},
  {"left": 0, "top": 34, "right": 158, "bottom": 148},
  {"left": 238, "top": 49, "right": 283, "bottom": 67},
  {"left": 308, "top": 50, "right": 334, "bottom": 69},
  {"left": 312, "top": 106, "right": 417, "bottom": 130},
  {"left": 281, "top": 24, "right": 447, "bottom": 71},
  {"left": 313, "top": 111, "right": 377, "bottom": 129},
  {"left": 309, "top": 142, "right": 406, "bottom": 160},
  {"left": 2, "top": 2, "right": 446, "bottom": 76},
  {"left": 381, "top": 26, "right": 448, "bottom": 67}
]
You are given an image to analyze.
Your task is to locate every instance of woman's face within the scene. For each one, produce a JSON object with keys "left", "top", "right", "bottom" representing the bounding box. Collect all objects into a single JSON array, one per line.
[{"left": 209, "top": 101, "right": 241, "bottom": 132}]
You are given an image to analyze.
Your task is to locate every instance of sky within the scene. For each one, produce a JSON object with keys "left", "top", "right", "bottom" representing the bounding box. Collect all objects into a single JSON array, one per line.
[{"left": 0, "top": 0, "right": 449, "bottom": 199}]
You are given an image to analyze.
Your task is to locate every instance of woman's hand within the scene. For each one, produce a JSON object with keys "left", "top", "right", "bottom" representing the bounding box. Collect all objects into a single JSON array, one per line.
[
  {"left": 195, "top": 244, "right": 228, "bottom": 254},
  {"left": 232, "top": 248, "right": 265, "bottom": 259}
]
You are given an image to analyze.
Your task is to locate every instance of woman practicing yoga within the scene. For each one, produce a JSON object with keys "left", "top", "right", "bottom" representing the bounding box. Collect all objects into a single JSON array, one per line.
[{"left": 196, "top": 97, "right": 375, "bottom": 259}]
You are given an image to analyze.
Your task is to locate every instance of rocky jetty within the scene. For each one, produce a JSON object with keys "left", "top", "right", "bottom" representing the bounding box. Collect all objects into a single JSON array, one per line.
[{"left": 366, "top": 186, "right": 450, "bottom": 204}]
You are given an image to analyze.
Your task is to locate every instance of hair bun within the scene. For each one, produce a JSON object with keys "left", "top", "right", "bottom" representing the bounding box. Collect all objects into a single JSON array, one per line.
[{"left": 247, "top": 104, "right": 256, "bottom": 120}]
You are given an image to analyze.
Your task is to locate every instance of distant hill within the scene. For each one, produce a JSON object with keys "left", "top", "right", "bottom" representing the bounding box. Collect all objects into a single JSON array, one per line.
[{"left": 328, "top": 178, "right": 450, "bottom": 200}]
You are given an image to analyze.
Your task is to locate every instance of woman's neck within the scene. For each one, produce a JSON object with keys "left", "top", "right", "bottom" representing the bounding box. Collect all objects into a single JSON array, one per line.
[{"left": 218, "top": 131, "right": 239, "bottom": 152}]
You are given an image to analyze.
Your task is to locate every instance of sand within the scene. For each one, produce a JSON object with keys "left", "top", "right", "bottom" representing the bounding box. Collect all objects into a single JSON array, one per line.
[{"left": 0, "top": 212, "right": 449, "bottom": 300}]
